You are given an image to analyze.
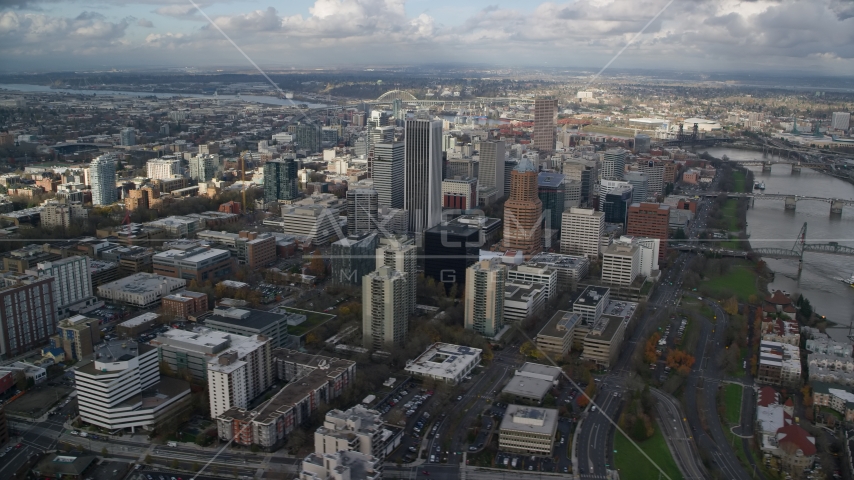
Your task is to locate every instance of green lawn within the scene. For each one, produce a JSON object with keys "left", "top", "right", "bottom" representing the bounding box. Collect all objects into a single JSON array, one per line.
[
  {"left": 279, "top": 307, "right": 336, "bottom": 336},
  {"left": 732, "top": 348, "right": 748, "bottom": 378},
  {"left": 733, "top": 171, "right": 746, "bottom": 193},
  {"left": 722, "top": 383, "right": 743, "bottom": 425},
  {"left": 677, "top": 317, "right": 700, "bottom": 352},
  {"left": 614, "top": 427, "right": 683, "bottom": 480},
  {"left": 702, "top": 263, "right": 759, "bottom": 302},
  {"left": 720, "top": 198, "right": 739, "bottom": 232},
  {"left": 720, "top": 238, "right": 742, "bottom": 250}
]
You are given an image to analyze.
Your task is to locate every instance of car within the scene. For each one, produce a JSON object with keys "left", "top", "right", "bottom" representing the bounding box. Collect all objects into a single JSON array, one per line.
[
  {"left": 469, "top": 446, "right": 477, "bottom": 451},
  {"left": 563, "top": 466, "right": 569, "bottom": 473},
  {"left": 422, "top": 471, "right": 430, "bottom": 475},
  {"left": 591, "top": 406, "right": 597, "bottom": 412},
  {"left": 456, "top": 395, "right": 463, "bottom": 401},
  {"left": 70, "top": 430, "right": 79, "bottom": 436},
  {"left": 528, "top": 466, "right": 534, "bottom": 471},
  {"left": 409, "top": 446, "right": 418, "bottom": 453}
]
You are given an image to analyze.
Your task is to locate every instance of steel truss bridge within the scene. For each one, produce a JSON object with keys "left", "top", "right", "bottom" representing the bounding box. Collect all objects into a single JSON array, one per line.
[{"left": 751, "top": 223, "right": 854, "bottom": 270}]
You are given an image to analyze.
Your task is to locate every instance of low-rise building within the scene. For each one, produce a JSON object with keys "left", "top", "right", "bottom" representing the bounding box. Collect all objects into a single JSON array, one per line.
[
  {"left": 500, "top": 363, "right": 562, "bottom": 404},
  {"left": 580, "top": 300, "right": 637, "bottom": 368},
  {"left": 503, "top": 281, "right": 547, "bottom": 324},
  {"left": 811, "top": 382, "right": 854, "bottom": 422},
  {"left": 300, "top": 451, "right": 381, "bottom": 480},
  {"left": 314, "top": 405, "right": 401, "bottom": 460},
  {"left": 404, "top": 342, "right": 482, "bottom": 385},
  {"left": 758, "top": 341, "right": 802, "bottom": 387},
  {"left": 506, "top": 264, "right": 557, "bottom": 300},
  {"left": 204, "top": 306, "right": 296, "bottom": 350},
  {"left": 153, "top": 246, "right": 234, "bottom": 283},
  {"left": 116, "top": 312, "right": 160, "bottom": 338},
  {"left": 51, "top": 315, "right": 100, "bottom": 361},
  {"left": 525, "top": 252, "right": 589, "bottom": 291},
  {"left": 195, "top": 230, "right": 277, "bottom": 268},
  {"left": 804, "top": 330, "right": 853, "bottom": 358},
  {"left": 498, "top": 405, "right": 558, "bottom": 455},
  {"left": 96, "top": 272, "right": 186, "bottom": 309},
  {"left": 161, "top": 291, "right": 209, "bottom": 320}
]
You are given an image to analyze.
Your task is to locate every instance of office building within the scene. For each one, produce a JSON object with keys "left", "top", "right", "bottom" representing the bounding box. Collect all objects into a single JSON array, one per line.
[
  {"left": 499, "top": 405, "right": 558, "bottom": 455},
  {"left": 32, "top": 256, "right": 98, "bottom": 319},
  {"left": 120, "top": 127, "right": 136, "bottom": 146},
  {"left": 601, "top": 243, "right": 640, "bottom": 286},
  {"left": 503, "top": 159, "right": 543, "bottom": 255},
  {"left": 196, "top": 230, "right": 276, "bottom": 269},
  {"left": 831, "top": 112, "right": 850, "bottom": 131},
  {"left": 560, "top": 208, "right": 604, "bottom": 258},
  {"left": 89, "top": 154, "right": 117, "bottom": 206},
  {"left": 565, "top": 180, "right": 581, "bottom": 209},
  {"left": 536, "top": 310, "right": 581, "bottom": 358},
  {"left": 562, "top": 159, "right": 596, "bottom": 207},
  {"left": 537, "top": 172, "right": 565, "bottom": 233},
  {"left": 507, "top": 263, "right": 557, "bottom": 299},
  {"left": 613, "top": 235, "right": 659, "bottom": 277},
  {"left": 464, "top": 259, "right": 507, "bottom": 339},
  {"left": 189, "top": 154, "right": 218, "bottom": 182},
  {"left": 372, "top": 142, "right": 404, "bottom": 208},
  {"left": 331, "top": 233, "right": 379, "bottom": 286},
  {"left": 504, "top": 281, "right": 547, "bottom": 324},
  {"left": 626, "top": 203, "right": 670, "bottom": 262},
  {"left": 217, "top": 349, "right": 356, "bottom": 450},
  {"left": 204, "top": 306, "right": 295, "bottom": 350},
  {"left": 375, "top": 236, "right": 417, "bottom": 315},
  {"left": 74, "top": 339, "right": 191, "bottom": 431},
  {"left": 571, "top": 285, "right": 610, "bottom": 326},
  {"left": 52, "top": 315, "right": 100, "bottom": 361},
  {"left": 146, "top": 158, "right": 180, "bottom": 180},
  {"left": 533, "top": 98, "right": 557, "bottom": 152},
  {"left": 404, "top": 342, "right": 482, "bottom": 385},
  {"left": 161, "top": 291, "right": 209, "bottom": 319},
  {"left": 264, "top": 158, "right": 299, "bottom": 204},
  {"left": 634, "top": 134, "right": 651, "bottom": 153},
  {"left": 441, "top": 177, "right": 478, "bottom": 210},
  {"left": 501, "top": 363, "right": 563, "bottom": 405},
  {"left": 314, "top": 405, "right": 400, "bottom": 460},
  {"left": 638, "top": 160, "right": 665, "bottom": 198},
  {"left": 602, "top": 149, "right": 627, "bottom": 180},
  {"left": 153, "top": 246, "right": 233, "bottom": 283},
  {"left": 362, "top": 266, "right": 408, "bottom": 350},
  {"left": 479, "top": 140, "right": 506, "bottom": 199},
  {"left": 624, "top": 171, "right": 649, "bottom": 204},
  {"left": 526, "top": 252, "right": 589, "bottom": 291},
  {"left": 293, "top": 123, "right": 322, "bottom": 153},
  {"left": 404, "top": 118, "right": 443, "bottom": 233},
  {"left": 603, "top": 184, "right": 633, "bottom": 226},
  {"left": 581, "top": 301, "right": 636, "bottom": 368},
  {"left": 347, "top": 188, "right": 379, "bottom": 235},
  {"left": 279, "top": 205, "right": 342, "bottom": 246},
  {"left": 424, "top": 220, "right": 480, "bottom": 287},
  {"left": 504, "top": 159, "right": 517, "bottom": 197},
  {"left": 96, "top": 272, "right": 186, "bottom": 309},
  {"left": 300, "top": 450, "right": 381, "bottom": 480}
]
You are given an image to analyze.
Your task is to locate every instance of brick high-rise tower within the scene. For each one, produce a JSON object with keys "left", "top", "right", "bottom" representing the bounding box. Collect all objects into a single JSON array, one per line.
[
  {"left": 503, "top": 159, "right": 543, "bottom": 255},
  {"left": 533, "top": 97, "right": 557, "bottom": 153}
]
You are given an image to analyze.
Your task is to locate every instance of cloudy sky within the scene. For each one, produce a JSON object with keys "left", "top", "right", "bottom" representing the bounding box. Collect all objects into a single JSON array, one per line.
[{"left": 1, "top": 0, "right": 853, "bottom": 75}]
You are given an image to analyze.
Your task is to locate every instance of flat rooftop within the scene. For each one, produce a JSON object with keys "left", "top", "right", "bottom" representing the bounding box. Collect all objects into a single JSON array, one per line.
[
  {"left": 505, "top": 282, "right": 546, "bottom": 302},
  {"left": 118, "top": 312, "right": 160, "bottom": 328},
  {"left": 538, "top": 310, "right": 581, "bottom": 338},
  {"left": 528, "top": 252, "right": 589, "bottom": 269},
  {"left": 573, "top": 285, "right": 610, "bottom": 307},
  {"left": 499, "top": 404, "right": 558, "bottom": 436},
  {"left": 603, "top": 300, "right": 638, "bottom": 321},
  {"left": 517, "top": 362, "right": 562, "bottom": 382},
  {"left": 205, "top": 307, "right": 287, "bottom": 331},
  {"left": 98, "top": 272, "right": 186, "bottom": 294},
  {"left": 502, "top": 376, "right": 552, "bottom": 400},
  {"left": 405, "top": 343, "right": 482, "bottom": 379}
]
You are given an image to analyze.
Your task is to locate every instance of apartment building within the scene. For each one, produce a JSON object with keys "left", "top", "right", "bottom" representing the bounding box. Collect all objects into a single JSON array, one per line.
[
  {"left": 464, "top": 259, "right": 507, "bottom": 339},
  {"left": 758, "top": 341, "right": 802, "bottom": 387},
  {"left": 161, "top": 291, "right": 209, "bottom": 319}
]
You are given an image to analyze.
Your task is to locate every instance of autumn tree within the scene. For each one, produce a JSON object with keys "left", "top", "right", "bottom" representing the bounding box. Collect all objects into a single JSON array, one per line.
[
  {"left": 643, "top": 333, "right": 661, "bottom": 364},
  {"left": 308, "top": 251, "right": 326, "bottom": 278},
  {"left": 665, "top": 349, "right": 696, "bottom": 376},
  {"left": 520, "top": 341, "right": 542, "bottom": 359},
  {"left": 723, "top": 296, "right": 739, "bottom": 315},
  {"left": 801, "top": 386, "right": 813, "bottom": 407}
]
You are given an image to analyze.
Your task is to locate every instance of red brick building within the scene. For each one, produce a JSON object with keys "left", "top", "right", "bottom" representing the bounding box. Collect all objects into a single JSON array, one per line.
[
  {"left": 162, "top": 290, "right": 209, "bottom": 319},
  {"left": 243, "top": 232, "right": 277, "bottom": 269},
  {"left": 627, "top": 202, "right": 670, "bottom": 261},
  {"left": 219, "top": 201, "right": 242, "bottom": 215}
]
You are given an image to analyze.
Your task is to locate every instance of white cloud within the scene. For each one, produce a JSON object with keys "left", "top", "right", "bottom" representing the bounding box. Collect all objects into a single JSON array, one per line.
[{"left": 137, "top": 18, "right": 154, "bottom": 28}]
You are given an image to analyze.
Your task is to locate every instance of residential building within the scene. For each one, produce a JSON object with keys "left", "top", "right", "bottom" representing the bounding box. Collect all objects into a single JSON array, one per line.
[
  {"left": 499, "top": 405, "right": 558, "bottom": 455},
  {"left": 330, "top": 233, "right": 379, "bottom": 286},
  {"left": 153, "top": 246, "right": 233, "bottom": 283},
  {"left": 96, "top": 272, "right": 186, "bottom": 309},
  {"left": 757, "top": 341, "right": 802, "bottom": 387},
  {"left": 217, "top": 349, "right": 356, "bottom": 450},
  {"left": 504, "top": 281, "right": 547, "bottom": 324},
  {"left": 74, "top": 339, "right": 191, "bottom": 431},
  {"left": 560, "top": 208, "right": 604, "bottom": 258},
  {"left": 805, "top": 331, "right": 853, "bottom": 357},
  {"left": 375, "top": 235, "right": 417, "bottom": 315},
  {"left": 404, "top": 117, "right": 443, "bottom": 233},
  {"left": 264, "top": 159, "right": 299, "bottom": 204},
  {"left": 404, "top": 342, "right": 482, "bottom": 385},
  {"left": 464, "top": 259, "right": 507, "bottom": 339},
  {"left": 52, "top": 315, "right": 100, "bottom": 361},
  {"left": 314, "top": 404, "right": 401, "bottom": 460},
  {"left": 626, "top": 203, "right": 670, "bottom": 262},
  {"left": 601, "top": 243, "right": 640, "bottom": 286},
  {"left": 362, "top": 266, "right": 408, "bottom": 350},
  {"left": 831, "top": 112, "right": 851, "bottom": 131},
  {"left": 146, "top": 158, "right": 181, "bottom": 180},
  {"left": 503, "top": 159, "right": 543, "bottom": 255},
  {"left": 536, "top": 310, "right": 581, "bottom": 358},
  {"left": 31, "top": 256, "right": 99, "bottom": 319},
  {"left": 294, "top": 123, "right": 322, "bottom": 153},
  {"left": 812, "top": 382, "right": 854, "bottom": 422},
  {"left": 773, "top": 424, "right": 817, "bottom": 479},
  {"left": 347, "top": 188, "right": 379, "bottom": 235},
  {"left": 0, "top": 276, "right": 57, "bottom": 358},
  {"left": 90, "top": 154, "right": 117, "bottom": 206},
  {"left": 120, "top": 127, "right": 136, "bottom": 146},
  {"left": 533, "top": 97, "right": 557, "bottom": 152},
  {"left": 189, "top": 154, "right": 218, "bottom": 182},
  {"left": 204, "top": 306, "right": 294, "bottom": 350},
  {"left": 372, "top": 142, "right": 404, "bottom": 208},
  {"left": 41, "top": 200, "right": 88, "bottom": 228}
]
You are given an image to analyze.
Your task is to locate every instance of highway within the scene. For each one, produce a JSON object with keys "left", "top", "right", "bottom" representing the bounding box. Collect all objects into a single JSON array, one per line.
[{"left": 650, "top": 388, "right": 706, "bottom": 480}]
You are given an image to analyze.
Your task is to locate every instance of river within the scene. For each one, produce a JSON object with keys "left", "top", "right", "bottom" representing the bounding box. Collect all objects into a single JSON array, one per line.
[
  {"left": 704, "top": 147, "right": 854, "bottom": 341},
  {"left": 0, "top": 83, "right": 329, "bottom": 108}
]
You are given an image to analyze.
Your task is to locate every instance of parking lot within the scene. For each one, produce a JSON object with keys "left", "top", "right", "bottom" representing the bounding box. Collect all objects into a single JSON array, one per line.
[{"left": 380, "top": 384, "right": 442, "bottom": 464}]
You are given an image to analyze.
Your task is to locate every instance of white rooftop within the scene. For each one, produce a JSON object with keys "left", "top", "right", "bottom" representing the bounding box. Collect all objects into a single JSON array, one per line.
[{"left": 405, "top": 343, "right": 482, "bottom": 379}]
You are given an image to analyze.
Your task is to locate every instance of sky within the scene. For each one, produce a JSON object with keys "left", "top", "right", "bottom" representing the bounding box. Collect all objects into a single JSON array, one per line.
[{"left": 1, "top": 0, "right": 853, "bottom": 75}]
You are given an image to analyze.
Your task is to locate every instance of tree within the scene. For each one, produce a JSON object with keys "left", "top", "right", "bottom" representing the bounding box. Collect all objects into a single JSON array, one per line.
[
  {"left": 519, "top": 341, "right": 541, "bottom": 359},
  {"left": 665, "top": 349, "right": 696, "bottom": 376},
  {"left": 14, "top": 371, "right": 27, "bottom": 391},
  {"left": 723, "top": 296, "right": 739, "bottom": 315},
  {"left": 144, "top": 454, "right": 152, "bottom": 464},
  {"left": 309, "top": 251, "right": 326, "bottom": 278},
  {"left": 101, "top": 447, "right": 108, "bottom": 456},
  {"left": 170, "top": 459, "right": 179, "bottom": 469},
  {"left": 801, "top": 386, "right": 813, "bottom": 407}
]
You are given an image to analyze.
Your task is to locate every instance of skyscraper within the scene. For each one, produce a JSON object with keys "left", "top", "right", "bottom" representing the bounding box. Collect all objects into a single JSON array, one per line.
[
  {"left": 464, "top": 259, "right": 506, "bottom": 339},
  {"left": 372, "top": 142, "right": 404, "bottom": 208},
  {"left": 330, "top": 233, "right": 379, "bottom": 285},
  {"left": 602, "top": 149, "right": 627, "bottom": 180},
  {"left": 404, "top": 118, "right": 443, "bottom": 233},
  {"left": 362, "top": 266, "right": 408, "bottom": 350},
  {"left": 33, "top": 256, "right": 95, "bottom": 319},
  {"left": 479, "top": 140, "right": 506, "bottom": 200},
  {"left": 533, "top": 97, "right": 557, "bottom": 152},
  {"left": 189, "top": 154, "right": 218, "bottom": 182},
  {"left": 638, "top": 160, "right": 665, "bottom": 198},
  {"left": 626, "top": 203, "right": 670, "bottom": 262},
  {"left": 624, "top": 171, "right": 649, "bottom": 204},
  {"left": 263, "top": 158, "right": 298, "bottom": 204},
  {"left": 602, "top": 184, "right": 633, "bottom": 226},
  {"left": 503, "top": 159, "right": 543, "bottom": 255},
  {"left": 89, "top": 154, "right": 117, "bottom": 206},
  {"left": 120, "top": 127, "right": 136, "bottom": 146},
  {"left": 537, "top": 172, "right": 565, "bottom": 232},
  {"left": 560, "top": 208, "right": 604, "bottom": 258},
  {"left": 346, "top": 188, "right": 379, "bottom": 235},
  {"left": 376, "top": 236, "right": 417, "bottom": 315},
  {"left": 293, "top": 123, "right": 322, "bottom": 153},
  {"left": 146, "top": 158, "right": 180, "bottom": 180}
]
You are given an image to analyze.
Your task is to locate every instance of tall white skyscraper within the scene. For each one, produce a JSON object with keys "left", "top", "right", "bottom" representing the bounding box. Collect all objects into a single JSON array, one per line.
[
  {"left": 376, "top": 236, "right": 417, "bottom": 315},
  {"left": 464, "top": 259, "right": 506, "bottom": 339},
  {"left": 479, "top": 140, "right": 506, "bottom": 200},
  {"left": 404, "top": 118, "right": 443, "bottom": 233},
  {"left": 362, "top": 266, "right": 408, "bottom": 350},
  {"left": 561, "top": 208, "right": 605, "bottom": 258},
  {"left": 346, "top": 188, "right": 379, "bottom": 235},
  {"left": 89, "top": 154, "right": 117, "bottom": 206},
  {"left": 146, "top": 158, "right": 180, "bottom": 180},
  {"left": 373, "top": 142, "right": 404, "bottom": 208},
  {"left": 602, "top": 149, "right": 627, "bottom": 180}
]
